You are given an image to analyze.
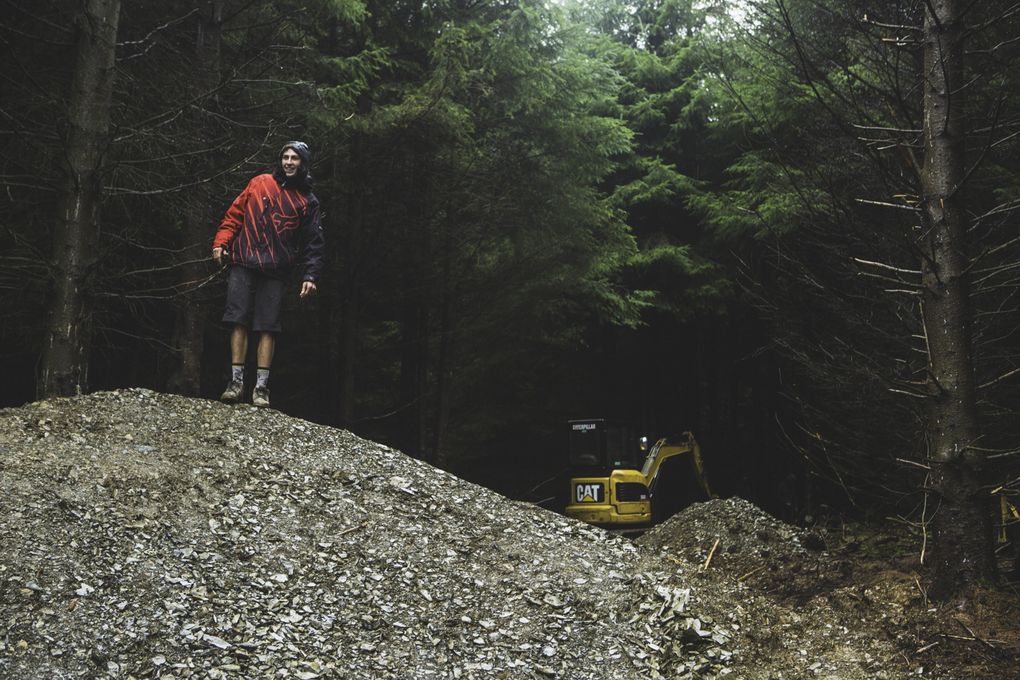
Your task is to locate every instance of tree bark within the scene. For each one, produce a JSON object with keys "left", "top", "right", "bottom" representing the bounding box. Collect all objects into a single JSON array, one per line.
[
  {"left": 337, "top": 291, "right": 359, "bottom": 425},
  {"left": 167, "top": 0, "right": 223, "bottom": 396},
  {"left": 432, "top": 264, "right": 454, "bottom": 469},
  {"left": 38, "top": 0, "right": 122, "bottom": 398},
  {"left": 336, "top": 131, "right": 366, "bottom": 427},
  {"left": 398, "top": 302, "right": 429, "bottom": 458},
  {"left": 919, "top": 0, "right": 997, "bottom": 597}
]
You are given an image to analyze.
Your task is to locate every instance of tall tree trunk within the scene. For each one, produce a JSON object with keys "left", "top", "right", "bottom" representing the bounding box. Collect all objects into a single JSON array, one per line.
[
  {"left": 168, "top": 0, "right": 223, "bottom": 395},
  {"left": 398, "top": 146, "right": 433, "bottom": 457},
  {"left": 398, "top": 302, "right": 429, "bottom": 457},
  {"left": 919, "top": 0, "right": 996, "bottom": 596},
  {"left": 38, "top": 0, "right": 122, "bottom": 398},
  {"left": 337, "top": 290, "right": 359, "bottom": 425},
  {"left": 336, "top": 131, "right": 366, "bottom": 426},
  {"left": 432, "top": 265, "right": 454, "bottom": 469}
]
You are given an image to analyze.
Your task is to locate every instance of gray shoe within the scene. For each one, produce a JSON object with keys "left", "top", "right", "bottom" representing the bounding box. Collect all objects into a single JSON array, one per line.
[
  {"left": 252, "top": 387, "right": 271, "bottom": 408},
  {"left": 220, "top": 381, "right": 244, "bottom": 403}
]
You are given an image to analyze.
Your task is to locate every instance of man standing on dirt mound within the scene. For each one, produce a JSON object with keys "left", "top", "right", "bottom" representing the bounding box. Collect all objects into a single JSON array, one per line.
[{"left": 212, "top": 141, "right": 324, "bottom": 408}]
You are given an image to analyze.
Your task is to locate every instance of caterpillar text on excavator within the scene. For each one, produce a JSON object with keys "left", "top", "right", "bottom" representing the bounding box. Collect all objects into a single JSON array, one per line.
[{"left": 564, "top": 418, "right": 713, "bottom": 531}]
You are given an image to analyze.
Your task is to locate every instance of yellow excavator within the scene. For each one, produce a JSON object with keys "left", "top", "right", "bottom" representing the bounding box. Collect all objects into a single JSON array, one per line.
[{"left": 564, "top": 418, "right": 712, "bottom": 530}]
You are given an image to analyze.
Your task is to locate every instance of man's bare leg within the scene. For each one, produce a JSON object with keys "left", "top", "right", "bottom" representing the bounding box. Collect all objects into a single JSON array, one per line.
[
  {"left": 256, "top": 332, "right": 275, "bottom": 369},
  {"left": 231, "top": 324, "right": 249, "bottom": 365}
]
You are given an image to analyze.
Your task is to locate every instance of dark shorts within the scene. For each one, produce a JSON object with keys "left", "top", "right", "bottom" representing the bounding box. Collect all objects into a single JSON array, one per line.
[{"left": 222, "top": 266, "right": 285, "bottom": 333}]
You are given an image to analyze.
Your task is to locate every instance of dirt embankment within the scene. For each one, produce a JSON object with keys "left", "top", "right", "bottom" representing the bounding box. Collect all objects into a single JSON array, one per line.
[
  {"left": 639, "top": 498, "right": 1020, "bottom": 680},
  {"left": 0, "top": 389, "right": 1016, "bottom": 679}
]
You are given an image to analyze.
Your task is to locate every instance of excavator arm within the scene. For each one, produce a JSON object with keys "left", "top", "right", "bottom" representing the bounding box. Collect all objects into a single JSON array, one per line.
[{"left": 641, "top": 431, "right": 714, "bottom": 500}]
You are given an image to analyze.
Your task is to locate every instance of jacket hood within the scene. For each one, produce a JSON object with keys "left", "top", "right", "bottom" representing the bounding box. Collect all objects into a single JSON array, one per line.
[{"left": 273, "top": 140, "right": 313, "bottom": 191}]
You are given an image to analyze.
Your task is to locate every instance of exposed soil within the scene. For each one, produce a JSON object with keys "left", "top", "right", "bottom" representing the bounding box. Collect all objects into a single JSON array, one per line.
[
  {"left": 639, "top": 497, "right": 1020, "bottom": 679},
  {"left": 0, "top": 389, "right": 1017, "bottom": 679}
]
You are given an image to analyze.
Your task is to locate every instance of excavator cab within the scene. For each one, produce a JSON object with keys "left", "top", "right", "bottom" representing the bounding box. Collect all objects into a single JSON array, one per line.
[
  {"left": 567, "top": 419, "right": 642, "bottom": 472},
  {"left": 565, "top": 419, "right": 711, "bottom": 530}
]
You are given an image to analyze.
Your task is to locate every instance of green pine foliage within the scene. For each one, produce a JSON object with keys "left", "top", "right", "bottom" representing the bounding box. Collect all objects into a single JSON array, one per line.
[{"left": 5, "top": 0, "right": 1016, "bottom": 536}]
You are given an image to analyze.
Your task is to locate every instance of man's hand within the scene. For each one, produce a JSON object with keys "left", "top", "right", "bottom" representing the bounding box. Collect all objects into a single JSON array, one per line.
[
  {"left": 212, "top": 247, "right": 226, "bottom": 266},
  {"left": 300, "top": 280, "right": 317, "bottom": 299}
]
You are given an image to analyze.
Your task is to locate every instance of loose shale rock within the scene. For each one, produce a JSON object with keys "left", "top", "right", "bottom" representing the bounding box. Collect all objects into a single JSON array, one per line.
[{"left": 0, "top": 389, "right": 910, "bottom": 679}]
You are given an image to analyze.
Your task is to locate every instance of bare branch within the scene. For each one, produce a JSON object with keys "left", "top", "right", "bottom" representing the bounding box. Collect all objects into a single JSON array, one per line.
[
  {"left": 858, "top": 270, "right": 920, "bottom": 286},
  {"left": 969, "top": 235, "right": 1020, "bottom": 266},
  {"left": 978, "top": 367, "right": 1020, "bottom": 391},
  {"left": 851, "top": 123, "right": 921, "bottom": 133},
  {"left": 105, "top": 132, "right": 270, "bottom": 195},
  {"left": 966, "top": 33, "right": 1020, "bottom": 55},
  {"left": 104, "top": 233, "right": 195, "bottom": 255},
  {"left": 860, "top": 17, "right": 921, "bottom": 32},
  {"left": 896, "top": 458, "right": 932, "bottom": 470},
  {"left": 118, "top": 9, "right": 200, "bottom": 48},
  {"left": 991, "top": 127, "right": 1020, "bottom": 149},
  {"left": 969, "top": 198, "right": 1020, "bottom": 225},
  {"left": 971, "top": 260, "right": 1020, "bottom": 287},
  {"left": 116, "top": 141, "right": 233, "bottom": 166},
  {"left": 963, "top": 2, "right": 1020, "bottom": 35},
  {"left": 888, "top": 387, "right": 929, "bottom": 399},
  {"left": 94, "top": 270, "right": 223, "bottom": 300},
  {"left": 105, "top": 258, "right": 211, "bottom": 279},
  {"left": 0, "top": 0, "right": 73, "bottom": 36},
  {"left": 854, "top": 198, "right": 921, "bottom": 212},
  {"left": 853, "top": 258, "right": 922, "bottom": 275},
  {"left": 232, "top": 79, "right": 314, "bottom": 87}
]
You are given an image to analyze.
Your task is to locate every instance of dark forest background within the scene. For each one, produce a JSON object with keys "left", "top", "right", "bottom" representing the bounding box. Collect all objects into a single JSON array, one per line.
[{"left": 2, "top": 0, "right": 1018, "bottom": 596}]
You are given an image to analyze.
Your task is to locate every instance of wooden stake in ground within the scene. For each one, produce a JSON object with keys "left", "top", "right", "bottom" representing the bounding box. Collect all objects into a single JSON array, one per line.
[{"left": 703, "top": 538, "right": 720, "bottom": 571}]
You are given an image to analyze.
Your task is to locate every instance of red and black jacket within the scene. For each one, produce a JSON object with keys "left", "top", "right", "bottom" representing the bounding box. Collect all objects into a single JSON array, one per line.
[{"left": 213, "top": 173, "right": 324, "bottom": 281}]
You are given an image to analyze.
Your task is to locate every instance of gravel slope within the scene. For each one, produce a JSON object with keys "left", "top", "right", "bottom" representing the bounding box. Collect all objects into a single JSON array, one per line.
[{"left": 0, "top": 389, "right": 909, "bottom": 679}]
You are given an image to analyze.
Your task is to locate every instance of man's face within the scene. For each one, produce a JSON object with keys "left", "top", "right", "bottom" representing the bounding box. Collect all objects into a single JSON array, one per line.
[{"left": 281, "top": 149, "right": 302, "bottom": 177}]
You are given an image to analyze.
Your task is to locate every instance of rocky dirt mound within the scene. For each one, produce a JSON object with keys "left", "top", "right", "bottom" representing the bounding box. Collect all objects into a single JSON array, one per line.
[
  {"left": 638, "top": 498, "right": 1020, "bottom": 680},
  {"left": 638, "top": 496, "right": 836, "bottom": 603},
  {"left": 0, "top": 389, "right": 952, "bottom": 679},
  {"left": 637, "top": 498, "right": 906, "bottom": 678}
]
